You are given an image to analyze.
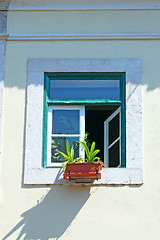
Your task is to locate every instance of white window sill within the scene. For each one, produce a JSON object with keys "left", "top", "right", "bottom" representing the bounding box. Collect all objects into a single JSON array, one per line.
[{"left": 24, "top": 167, "right": 143, "bottom": 185}]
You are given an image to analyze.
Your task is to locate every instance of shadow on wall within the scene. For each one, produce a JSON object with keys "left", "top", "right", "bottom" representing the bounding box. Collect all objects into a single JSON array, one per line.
[{"left": 2, "top": 186, "right": 91, "bottom": 240}]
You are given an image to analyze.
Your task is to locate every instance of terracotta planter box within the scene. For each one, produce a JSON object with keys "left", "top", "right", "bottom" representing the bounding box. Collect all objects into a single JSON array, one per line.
[{"left": 63, "top": 162, "right": 102, "bottom": 182}]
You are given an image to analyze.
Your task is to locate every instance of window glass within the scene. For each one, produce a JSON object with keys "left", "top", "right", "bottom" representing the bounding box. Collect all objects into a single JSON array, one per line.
[
  {"left": 52, "top": 110, "right": 79, "bottom": 134},
  {"left": 48, "top": 106, "right": 84, "bottom": 166},
  {"left": 51, "top": 136, "right": 79, "bottom": 163},
  {"left": 50, "top": 80, "right": 120, "bottom": 100}
]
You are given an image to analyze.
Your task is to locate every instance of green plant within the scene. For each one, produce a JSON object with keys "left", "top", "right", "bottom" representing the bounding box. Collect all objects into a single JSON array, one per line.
[
  {"left": 58, "top": 139, "right": 102, "bottom": 171},
  {"left": 79, "top": 141, "right": 101, "bottom": 163},
  {"left": 58, "top": 140, "right": 75, "bottom": 163},
  {"left": 84, "top": 132, "right": 91, "bottom": 149},
  {"left": 58, "top": 140, "right": 83, "bottom": 170}
]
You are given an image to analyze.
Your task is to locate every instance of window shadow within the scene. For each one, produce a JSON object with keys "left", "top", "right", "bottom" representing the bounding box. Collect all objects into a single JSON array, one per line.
[{"left": 2, "top": 186, "right": 91, "bottom": 240}]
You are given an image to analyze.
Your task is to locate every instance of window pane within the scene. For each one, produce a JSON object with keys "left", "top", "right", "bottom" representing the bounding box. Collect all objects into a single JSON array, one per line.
[
  {"left": 109, "top": 141, "right": 120, "bottom": 167},
  {"left": 109, "top": 113, "right": 120, "bottom": 145},
  {"left": 51, "top": 137, "right": 79, "bottom": 163},
  {"left": 50, "top": 80, "right": 120, "bottom": 100},
  {"left": 52, "top": 110, "right": 79, "bottom": 134}
]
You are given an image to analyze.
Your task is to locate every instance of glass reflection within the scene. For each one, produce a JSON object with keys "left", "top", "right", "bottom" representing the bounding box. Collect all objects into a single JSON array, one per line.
[
  {"left": 52, "top": 110, "right": 79, "bottom": 134},
  {"left": 50, "top": 80, "right": 120, "bottom": 100},
  {"left": 51, "top": 137, "right": 79, "bottom": 162}
]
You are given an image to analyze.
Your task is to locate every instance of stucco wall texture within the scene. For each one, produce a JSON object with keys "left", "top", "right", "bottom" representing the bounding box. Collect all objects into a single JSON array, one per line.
[{"left": 1, "top": 1, "right": 160, "bottom": 239}]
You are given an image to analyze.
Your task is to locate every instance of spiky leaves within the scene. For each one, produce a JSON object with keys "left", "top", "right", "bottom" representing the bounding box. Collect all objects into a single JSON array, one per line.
[
  {"left": 58, "top": 140, "right": 75, "bottom": 163},
  {"left": 79, "top": 141, "right": 100, "bottom": 162},
  {"left": 59, "top": 140, "right": 83, "bottom": 170}
]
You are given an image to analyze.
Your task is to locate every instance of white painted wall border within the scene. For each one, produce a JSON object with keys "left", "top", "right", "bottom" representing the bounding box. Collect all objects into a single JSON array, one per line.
[
  {"left": 0, "top": 40, "right": 5, "bottom": 163},
  {"left": 24, "top": 58, "right": 143, "bottom": 185},
  {"left": 1, "top": 33, "right": 160, "bottom": 41}
]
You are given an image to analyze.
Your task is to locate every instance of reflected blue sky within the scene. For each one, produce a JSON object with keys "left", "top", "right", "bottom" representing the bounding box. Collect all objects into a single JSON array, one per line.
[
  {"left": 52, "top": 110, "right": 79, "bottom": 134},
  {"left": 50, "top": 80, "right": 120, "bottom": 100}
]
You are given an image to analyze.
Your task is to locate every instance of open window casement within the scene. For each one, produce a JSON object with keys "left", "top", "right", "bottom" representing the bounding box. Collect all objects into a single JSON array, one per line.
[{"left": 104, "top": 107, "right": 121, "bottom": 168}]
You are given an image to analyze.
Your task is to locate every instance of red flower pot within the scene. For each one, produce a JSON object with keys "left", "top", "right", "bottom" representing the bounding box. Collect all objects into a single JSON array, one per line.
[{"left": 63, "top": 162, "right": 102, "bottom": 182}]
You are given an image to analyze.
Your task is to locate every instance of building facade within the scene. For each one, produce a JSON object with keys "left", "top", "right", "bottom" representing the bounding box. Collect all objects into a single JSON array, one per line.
[{"left": 0, "top": 0, "right": 160, "bottom": 239}]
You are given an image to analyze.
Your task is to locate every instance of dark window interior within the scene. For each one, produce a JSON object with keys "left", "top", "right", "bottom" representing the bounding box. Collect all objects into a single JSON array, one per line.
[
  {"left": 109, "top": 114, "right": 119, "bottom": 145},
  {"left": 85, "top": 105, "right": 120, "bottom": 167},
  {"left": 109, "top": 141, "right": 120, "bottom": 167}
]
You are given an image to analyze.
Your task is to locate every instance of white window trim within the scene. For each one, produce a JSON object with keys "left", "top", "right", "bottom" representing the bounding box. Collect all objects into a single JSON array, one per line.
[
  {"left": 47, "top": 106, "right": 85, "bottom": 167},
  {"left": 24, "top": 58, "right": 143, "bottom": 185}
]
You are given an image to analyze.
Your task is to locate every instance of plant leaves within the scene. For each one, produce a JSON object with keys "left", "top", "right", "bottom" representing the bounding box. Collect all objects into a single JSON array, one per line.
[
  {"left": 66, "top": 140, "right": 71, "bottom": 158},
  {"left": 70, "top": 147, "right": 74, "bottom": 160},
  {"left": 58, "top": 151, "right": 71, "bottom": 161},
  {"left": 79, "top": 141, "right": 90, "bottom": 159},
  {"left": 90, "top": 150, "right": 100, "bottom": 161},
  {"left": 90, "top": 142, "right": 95, "bottom": 154},
  {"left": 90, "top": 157, "right": 100, "bottom": 162}
]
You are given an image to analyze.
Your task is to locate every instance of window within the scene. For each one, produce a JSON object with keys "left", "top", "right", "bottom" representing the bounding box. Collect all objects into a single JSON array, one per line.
[
  {"left": 47, "top": 106, "right": 85, "bottom": 167},
  {"left": 24, "top": 58, "right": 142, "bottom": 184},
  {"left": 43, "top": 73, "right": 126, "bottom": 168}
]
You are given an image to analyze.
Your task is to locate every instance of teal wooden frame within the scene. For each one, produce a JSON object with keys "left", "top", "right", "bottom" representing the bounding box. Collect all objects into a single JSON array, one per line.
[{"left": 43, "top": 72, "right": 126, "bottom": 168}]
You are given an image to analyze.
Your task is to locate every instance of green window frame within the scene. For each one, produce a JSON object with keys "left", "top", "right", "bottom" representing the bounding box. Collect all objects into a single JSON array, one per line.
[{"left": 43, "top": 72, "right": 126, "bottom": 168}]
